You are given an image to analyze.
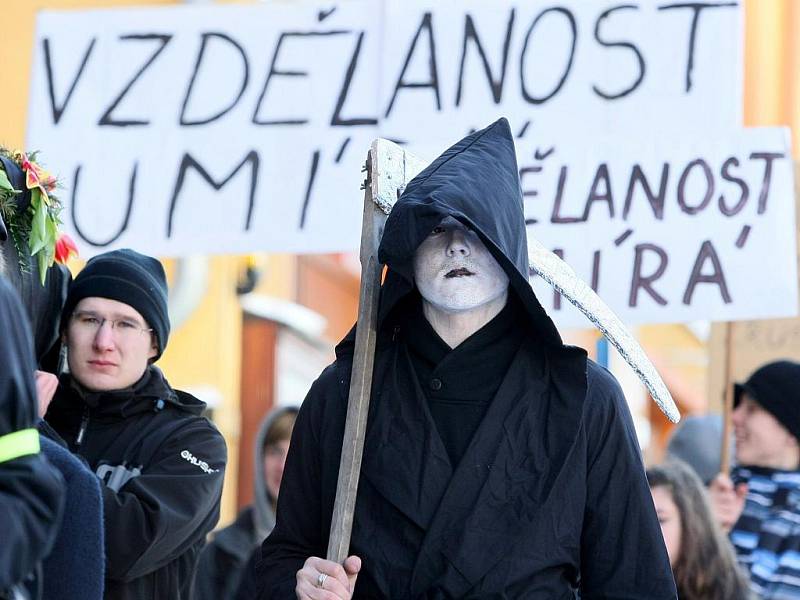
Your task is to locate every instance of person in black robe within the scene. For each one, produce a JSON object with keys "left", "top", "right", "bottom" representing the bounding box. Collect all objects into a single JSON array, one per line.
[{"left": 257, "top": 118, "right": 677, "bottom": 598}]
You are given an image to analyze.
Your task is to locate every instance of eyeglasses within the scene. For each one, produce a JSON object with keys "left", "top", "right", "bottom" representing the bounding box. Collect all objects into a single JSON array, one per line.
[{"left": 71, "top": 310, "right": 153, "bottom": 341}]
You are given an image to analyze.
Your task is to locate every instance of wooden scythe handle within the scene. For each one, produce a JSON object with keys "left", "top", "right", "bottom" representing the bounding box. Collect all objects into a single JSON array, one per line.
[{"left": 327, "top": 149, "right": 386, "bottom": 563}]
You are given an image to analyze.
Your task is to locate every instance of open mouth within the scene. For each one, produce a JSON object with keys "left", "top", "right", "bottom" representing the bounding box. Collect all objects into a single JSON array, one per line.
[{"left": 445, "top": 267, "right": 474, "bottom": 278}]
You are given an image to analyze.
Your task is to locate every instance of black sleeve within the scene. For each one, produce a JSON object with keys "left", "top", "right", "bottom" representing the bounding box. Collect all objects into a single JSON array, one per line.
[
  {"left": 257, "top": 370, "right": 335, "bottom": 598},
  {"left": 579, "top": 364, "right": 677, "bottom": 599},
  {"left": 102, "top": 419, "right": 227, "bottom": 582},
  {"left": 0, "top": 453, "right": 64, "bottom": 589}
]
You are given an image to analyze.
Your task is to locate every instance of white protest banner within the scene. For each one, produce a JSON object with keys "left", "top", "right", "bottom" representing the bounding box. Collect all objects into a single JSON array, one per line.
[
  {"left": 519, "top": 129, "right": 797, "bottom": 326},
  {"left": 379, "top": 0, "right": 742, "bottom": 140},
  {"left": 27, "top": 1, "right": 381, "bottom": 255},
  {"left": 25, "top": 0, "right": 798, "bottom": 325}
]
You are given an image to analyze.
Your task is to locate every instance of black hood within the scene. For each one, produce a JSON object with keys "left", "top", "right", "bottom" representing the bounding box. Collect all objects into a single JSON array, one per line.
[
  {"left": 0, "top": 275, "right": 39, "bottom": 434},
  {"left": 370, "top": 118, "right": 562, "bottom": 349}
]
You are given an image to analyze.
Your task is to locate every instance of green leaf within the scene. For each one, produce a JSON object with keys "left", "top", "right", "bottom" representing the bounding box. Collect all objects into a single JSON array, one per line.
[
  {"left": 28, "top": 189, "right": 49, "bottom": 256},
  {"left": 37, "top": 248, "right": 48, "bottom": 285},
  {"left": 45, "top": 214, "right": 58, "bottom": 242},
  {"left": 0, "top": 168, "right": 15, "bottom": 193}
]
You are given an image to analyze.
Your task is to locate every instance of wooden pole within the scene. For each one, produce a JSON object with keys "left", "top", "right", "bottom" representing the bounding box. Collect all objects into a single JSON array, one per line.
[
  {"left": 720, "top": 321, "right": 735, "bottom": 474},
  {"left": 326, "top": 149, "right": 385, "bottom": 564}
]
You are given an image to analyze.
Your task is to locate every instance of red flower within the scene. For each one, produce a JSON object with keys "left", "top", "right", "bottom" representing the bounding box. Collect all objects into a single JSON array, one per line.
[
  {"left": 54, "top": 233, "right": 78, "bottom": 264},
  {"left": 21, "top": 153, "right": 55, "bottom": 204}
]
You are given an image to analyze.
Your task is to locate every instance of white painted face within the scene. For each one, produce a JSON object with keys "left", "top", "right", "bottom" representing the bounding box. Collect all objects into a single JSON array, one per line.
[{"left": 413, "top": 216, "right": 509, "bottom": 313}]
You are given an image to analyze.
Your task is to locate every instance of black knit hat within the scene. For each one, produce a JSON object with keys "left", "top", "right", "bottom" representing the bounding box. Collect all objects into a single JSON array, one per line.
[
  {"left": 734, "top": 360, "right": 800, "bottom": 442},
  {"left": 61, "top": 249, "right": 170, "bottom": 360}
]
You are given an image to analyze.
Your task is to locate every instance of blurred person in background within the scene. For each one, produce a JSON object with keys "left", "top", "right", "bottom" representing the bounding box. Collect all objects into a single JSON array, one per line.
[
  {"left": 195, "top": 405, "right": 298, "bottom": 600},
  {"left": 43, "top": 248, "right": 227, "bottom": 600},
  {"left": 709, "top": 360, "right": 800, "bottom": 599},
  {"left": 648, "top": 459, "right": 751, "bottom": 600},
  {"left": 666, "top": 413, "right": 728, "bottom": 485}
]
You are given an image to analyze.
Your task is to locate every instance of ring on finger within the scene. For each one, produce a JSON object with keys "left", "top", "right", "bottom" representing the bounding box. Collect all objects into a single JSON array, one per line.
[{"left": 316, "top": 572, "right": 328, "bottom": 589}]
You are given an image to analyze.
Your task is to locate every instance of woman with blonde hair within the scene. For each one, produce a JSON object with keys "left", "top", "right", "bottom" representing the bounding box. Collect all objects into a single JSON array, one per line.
[{"left": 647, "top": 459, "right": 751, "bottom": 600}]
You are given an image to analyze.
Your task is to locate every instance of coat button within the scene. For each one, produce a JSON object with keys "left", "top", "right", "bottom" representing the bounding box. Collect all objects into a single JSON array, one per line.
[{"left": 430, "top": 378, "right": 442, "bottom": 391}]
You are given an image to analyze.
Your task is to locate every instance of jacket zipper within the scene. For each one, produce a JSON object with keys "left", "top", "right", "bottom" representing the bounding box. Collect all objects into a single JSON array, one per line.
[{"left": 75, "top": 406, "right": 90, "bottom": 447}]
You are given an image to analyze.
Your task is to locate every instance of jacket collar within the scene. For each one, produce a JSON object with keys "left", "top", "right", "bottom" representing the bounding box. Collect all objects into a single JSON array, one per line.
[{"left": 50, "top": 366, "right": 198, "bottom": 420}]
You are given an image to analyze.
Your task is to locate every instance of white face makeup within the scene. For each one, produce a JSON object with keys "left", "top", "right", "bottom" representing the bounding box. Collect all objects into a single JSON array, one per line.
[{"left": 413, "top": 216, "right": 509, "bottom": 314}]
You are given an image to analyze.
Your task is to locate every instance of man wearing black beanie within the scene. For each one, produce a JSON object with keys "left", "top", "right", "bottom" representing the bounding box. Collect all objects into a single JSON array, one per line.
[
  {"left": 44, "top": 248, "right": 227, "bottom": 600},
  {"left": 709, "top": 360, "right": 800, "bottom": 599}
]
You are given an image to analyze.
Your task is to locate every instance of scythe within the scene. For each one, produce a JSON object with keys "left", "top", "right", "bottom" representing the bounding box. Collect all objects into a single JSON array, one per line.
[{"left": 327, "top": 138, "right": 680, "bottom": 564}]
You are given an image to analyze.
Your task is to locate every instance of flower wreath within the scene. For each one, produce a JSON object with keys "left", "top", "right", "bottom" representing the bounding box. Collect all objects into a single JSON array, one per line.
[{"left": 0, "top": 147, "right": 77, "bottom": 284}]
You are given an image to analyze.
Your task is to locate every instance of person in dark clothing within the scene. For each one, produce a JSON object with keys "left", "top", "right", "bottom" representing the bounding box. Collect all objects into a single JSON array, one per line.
[
  {"left": 195, "top": 406, "right": 298, "bottom": 600},
  {"left": 709, "top": 360, "right": 800, "bottom": 599},
  {"left": 44, "top": 248, "right": 227, "bottom": 600},
  {"left": 666, "top": 414, "right": 728, "bottom": 485},
  {"left": 257, "top": 119, "right": 676, "bottom": 598},
  {"left": 0, "top": 276, "right": 64, "bottom": 600}
]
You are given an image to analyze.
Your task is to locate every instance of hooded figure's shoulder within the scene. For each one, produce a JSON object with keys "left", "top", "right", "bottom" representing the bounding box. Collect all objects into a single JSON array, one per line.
[
  {"left": 582, "top": 359, "right": 641, "bottom": 449},
  {"left": 584, "top": 359, "right": 627, "bottom": 415},
  {"left": 585, "top": 359, "right": 624, "bottom": 398}
]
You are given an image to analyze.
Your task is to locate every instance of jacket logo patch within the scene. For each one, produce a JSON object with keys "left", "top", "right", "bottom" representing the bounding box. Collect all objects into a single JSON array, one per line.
[
  {"left": 180, "top": 449, "right": 219, "bottom": 474},
  {"left": 96, "top": 463, "right": 142, "bottom": 492}
]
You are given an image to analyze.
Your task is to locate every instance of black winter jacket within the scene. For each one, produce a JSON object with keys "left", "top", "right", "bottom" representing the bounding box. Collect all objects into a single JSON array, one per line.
[
  {"left": 45, "top": 367, "right": 226, "bottom": 600},
  {"left": 0, "top": 277, "right": 64, "bottom": 599}
]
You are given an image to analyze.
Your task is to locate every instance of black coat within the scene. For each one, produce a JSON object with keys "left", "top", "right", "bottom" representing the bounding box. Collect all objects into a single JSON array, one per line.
[
  {"left": 45, "top": 367, "right": 227, "bottom": 600},
  {"left": 195, "top": 505, "right": 259, "bottom": 600},
  {"left": 0, "top": 277, "right": 64, "bottom": 597},
  {"left": 258, "top": 119, "right": 675, "bottom": 598}
]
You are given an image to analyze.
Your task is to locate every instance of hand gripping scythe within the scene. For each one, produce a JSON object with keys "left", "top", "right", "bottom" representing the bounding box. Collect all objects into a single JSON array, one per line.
[{"left": 327, "top": 139, "right": 680, "bottom": 565}]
